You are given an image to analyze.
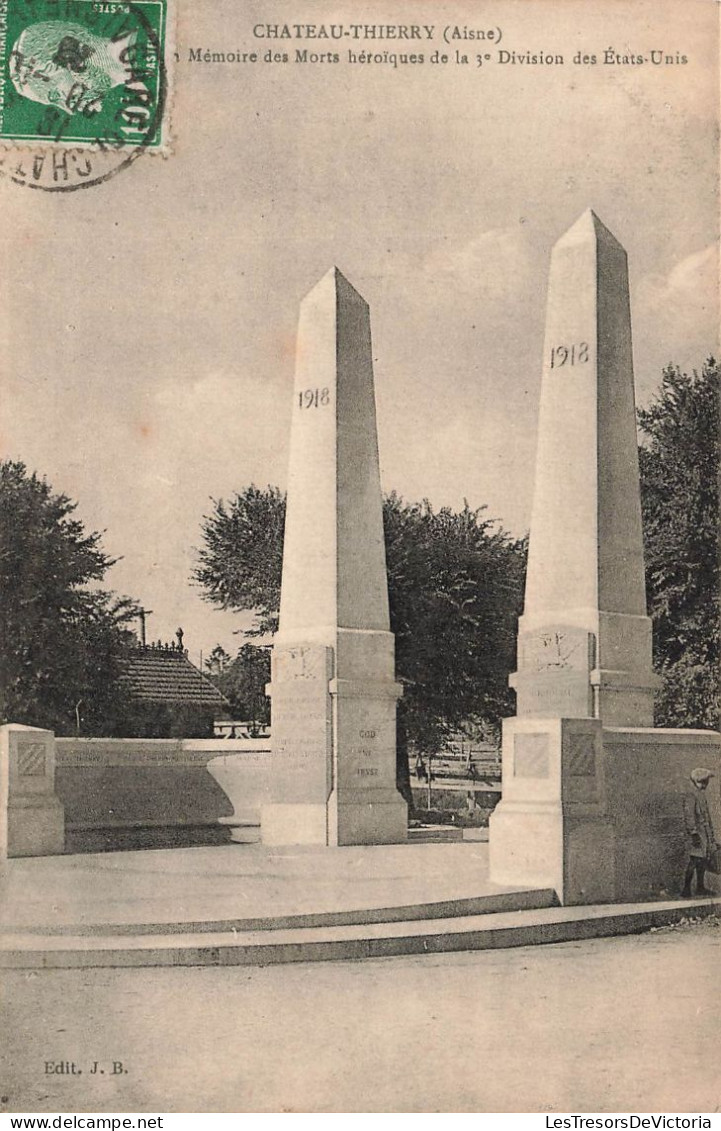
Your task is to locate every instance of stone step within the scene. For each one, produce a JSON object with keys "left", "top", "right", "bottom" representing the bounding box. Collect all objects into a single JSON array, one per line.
[
  {"left": 1, "top": 897, "right": 717, "bottom": 969},
  {"left": 0, "top": 887, "right": 558, "bottom": 937}
]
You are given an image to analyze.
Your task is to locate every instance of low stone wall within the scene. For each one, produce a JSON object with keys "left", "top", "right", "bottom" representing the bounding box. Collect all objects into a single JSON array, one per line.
[
  {"left": 55, "top": 738, "right": 271, "bottom": 847},
  {"left": 604, "top": 727, "right": 721, "bottom": 900}
]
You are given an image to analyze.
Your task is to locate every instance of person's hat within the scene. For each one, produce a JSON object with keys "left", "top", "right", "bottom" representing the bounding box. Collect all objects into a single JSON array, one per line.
[{"left": 690, "top": 767, "right": 715, "bottom": 785}]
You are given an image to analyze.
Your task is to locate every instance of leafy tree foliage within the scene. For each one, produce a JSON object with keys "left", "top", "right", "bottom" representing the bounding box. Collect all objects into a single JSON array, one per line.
[
  {"left": 204, "top": 644, "right": 232, "bottom": 680},
  {"left": 383, "top": 493, "right": 525, "bottom": 751},
  {"left": 205, "top": 643, "right": 271, "bottom": 734},
  {"left": 638, "top": 359, "right": 720, "bottom": 728},
  {"left": 0, "top": 461, "right": 140, "bottom": 735},
  {"left": 194, "top": 486, "right": 526, "bottom": 767},
  {"left": 195, "top": 486, "right": 285, "bottom": 636}
]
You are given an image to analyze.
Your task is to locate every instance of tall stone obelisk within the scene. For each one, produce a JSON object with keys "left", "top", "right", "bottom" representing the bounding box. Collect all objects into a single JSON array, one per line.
[
  {"left": 490, "top": 211, "right": 659, "bottom": 904},
  {"left": 261, "top": 267, "right": 408, "bottom": 846},
  {"left": 512, "top": 209, "right": 659, "bottom": 726}
]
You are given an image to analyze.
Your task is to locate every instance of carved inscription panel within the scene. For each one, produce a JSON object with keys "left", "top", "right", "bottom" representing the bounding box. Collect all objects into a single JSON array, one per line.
[
  {"left": 273, "top": 645, "right": 329, "bottom": 683},
  {"left": 270, "top": 645, "right": 333, "bottom": 804},
  {"left": 335, "top": 695, "right": 397, "bottom": 795},
  {"left": 515, "top": 672, "right": 593, "bottom": 720},
  {"left": 520, "top": 628, "right": 594, "bottom": 674}
]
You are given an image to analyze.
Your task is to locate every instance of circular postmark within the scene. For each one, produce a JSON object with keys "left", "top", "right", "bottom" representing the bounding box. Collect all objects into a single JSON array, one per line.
[{"left": 0, "top": 0, "right": 167, "bottom": 191}]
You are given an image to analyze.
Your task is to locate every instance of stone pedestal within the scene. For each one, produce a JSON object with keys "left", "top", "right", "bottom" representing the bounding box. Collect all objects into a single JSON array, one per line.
[
  {"left": 327, "top": 629, "right": 407, "bottom": 846},
  {"left": 263, "top": 643, "right": 334, "bottom": 844},
  {"left": 1, "top": 724, "right": 65, "bottom": 858},
  {"left": 490, "top": 717, "right": 615, "bottom": 904},
  {"left": 262, "top": 268, "right": 407, "bottom": 846}
]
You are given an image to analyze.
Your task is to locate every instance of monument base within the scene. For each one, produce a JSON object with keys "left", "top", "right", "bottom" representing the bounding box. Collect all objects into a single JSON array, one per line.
[
  {"left": 260, "top": 803, "right": 328, "bottom": 846},
  {"left": 2, "top": 724, "right": 66, "bottom": 859},
  {"left": 327, "top": 790, "right": 408, "bottom": 846},
  {"left": 261, "top": 794, "right": 408, "bottom": 847},
  {"left": 490, "top": 799, "right": 615, "bottom": 905},
  {"left": 489, "top": 717, "right": 615, "bottom": 905},
  {"left": 8, "top": 795, "right": 65, "bottom": 857},
  {"left": 490, "top": 718, "right": 721, "bottom": 905},
  {"left": 263, "top": 633, "right": 407, "bottom": 847}
]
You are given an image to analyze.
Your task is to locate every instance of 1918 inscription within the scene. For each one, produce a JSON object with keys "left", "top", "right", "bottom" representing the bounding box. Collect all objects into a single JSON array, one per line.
[
  {"left": 298, "top": 386, "right": 331, "bottom": 409},
  {"left": 549, "top": 342, "right": 590, "bottom": 368}
]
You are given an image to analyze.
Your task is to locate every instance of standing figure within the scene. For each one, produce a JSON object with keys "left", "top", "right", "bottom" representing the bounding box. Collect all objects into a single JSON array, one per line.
[{"left": 681, "top": 768, "right": 717, "bottom": 897}]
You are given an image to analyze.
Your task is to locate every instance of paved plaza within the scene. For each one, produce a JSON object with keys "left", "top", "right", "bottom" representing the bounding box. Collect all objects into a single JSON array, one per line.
[{"left": 0, "top": 842, "right": 507, "bottom": 932}]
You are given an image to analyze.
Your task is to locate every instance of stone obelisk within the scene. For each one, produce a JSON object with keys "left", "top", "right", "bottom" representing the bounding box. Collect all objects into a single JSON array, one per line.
[
  {"left": 261, "top": 267, "right": 408, "bottom": 846},
  {"left": 511, "top": 209, "right": 659, "bottom": 726},
  {"left": 490, "top": 210, "right": 659, "bottom": 904}
]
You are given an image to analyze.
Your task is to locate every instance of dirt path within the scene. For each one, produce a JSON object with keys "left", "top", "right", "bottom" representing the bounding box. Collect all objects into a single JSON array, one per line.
[{"left": 2, "top": 925, "right": 719, "bottom": 1113}]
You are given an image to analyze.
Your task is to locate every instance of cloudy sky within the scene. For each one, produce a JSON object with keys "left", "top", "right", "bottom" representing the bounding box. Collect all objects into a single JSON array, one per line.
[{"left": 1, "top": 0, "right": 718, "bottom": 661}]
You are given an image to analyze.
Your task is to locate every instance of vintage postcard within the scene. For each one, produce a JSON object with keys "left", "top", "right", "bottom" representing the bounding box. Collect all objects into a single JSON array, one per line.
[{"left": 0, "top": 0, "right": 719, "bottom": 1116}]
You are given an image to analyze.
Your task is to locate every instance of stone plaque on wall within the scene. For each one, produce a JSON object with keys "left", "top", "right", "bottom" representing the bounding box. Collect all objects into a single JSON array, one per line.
[
  {"left": 562, "top": 731, "right": 599, "bottom": 803},
  {"left": 16, "top": 740, "right": 46, "bottom": 776},
  {"left": 514, "top": 733, "right": 550, "bottom": 778},
  {"left": 567, "top": 732, "right": 596, "bottom": 776}
]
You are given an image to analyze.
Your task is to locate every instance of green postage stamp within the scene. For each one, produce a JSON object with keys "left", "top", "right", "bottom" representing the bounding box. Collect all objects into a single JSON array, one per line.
[{"left": 0, "top": 0, "right": 167, "bottom": 150}]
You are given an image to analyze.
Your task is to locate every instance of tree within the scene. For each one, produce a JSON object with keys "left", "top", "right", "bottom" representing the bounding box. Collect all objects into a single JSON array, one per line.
[
  {"left": 195, "top": 486, "right": 285, "bottom": 636},
  {"left": 638, "top": 358, "right": 720, "bottom": 728},
  {"left": 383, "top": 494, "right": 525, "bottom": 752},
  {"left": 194, "top": 486, "right": 526, "bottom": 779},
  {"left": 204, "top": 644, "right": 232, "bottom": 680},
  {"left": 206, "top": 643, "right": 271, "bottom": 734},
  {"left": 0, "top": 460, "right": 141, "bottom": 735}
]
